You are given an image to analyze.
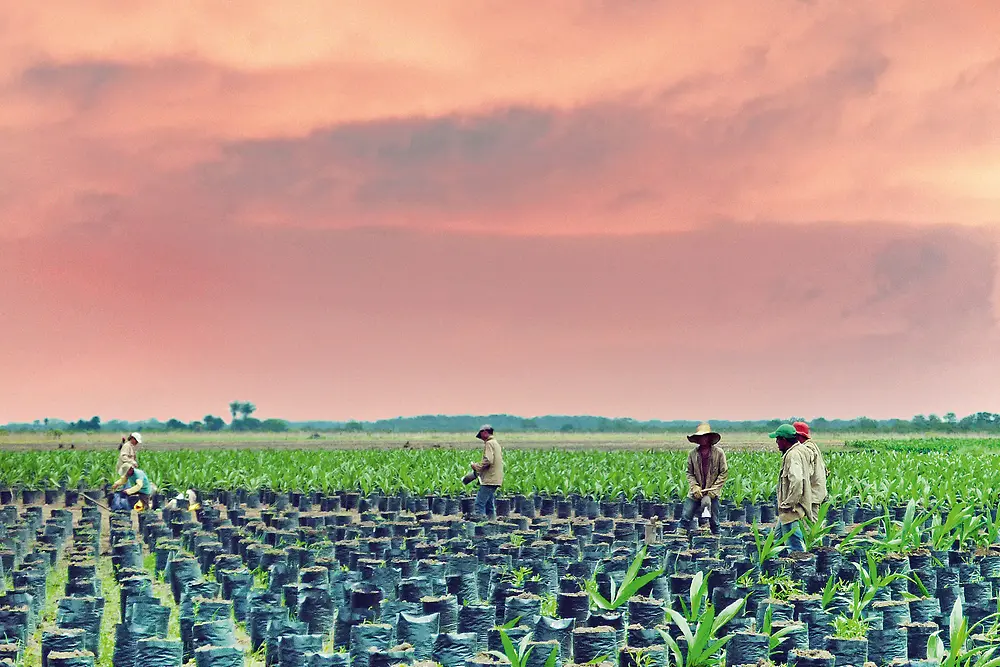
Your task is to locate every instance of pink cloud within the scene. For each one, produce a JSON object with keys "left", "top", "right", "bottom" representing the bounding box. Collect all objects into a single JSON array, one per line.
[{"left": 0, "top": 2, "right": 997, "bottom": 421}]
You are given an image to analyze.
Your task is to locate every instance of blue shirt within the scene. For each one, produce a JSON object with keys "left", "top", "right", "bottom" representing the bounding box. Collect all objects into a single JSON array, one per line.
[{"left": 127, "top": 469, "right": 152, "bottom": 495}]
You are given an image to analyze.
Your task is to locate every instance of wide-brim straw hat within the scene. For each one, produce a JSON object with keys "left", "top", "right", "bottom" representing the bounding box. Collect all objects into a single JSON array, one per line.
[{"left": 687, "top": 422, "right": 721, "bottom": 446}]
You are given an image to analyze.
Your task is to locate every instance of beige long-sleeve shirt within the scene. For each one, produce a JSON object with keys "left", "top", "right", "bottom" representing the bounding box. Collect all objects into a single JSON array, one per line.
[
  {"left": 117, "top": 441, "right": 138, "bottom": 478},
  {"left": 800, "top": 438, "right": 828, "bottom": 512},
  {"left": 685, "top": 445, "right": 728, "bottom": 499},
  {"left": 477, "top": 436, "right": 504, "bottom": 486},
  {"left": 778, "top": 442, "right": 814, "bottom": 524}
]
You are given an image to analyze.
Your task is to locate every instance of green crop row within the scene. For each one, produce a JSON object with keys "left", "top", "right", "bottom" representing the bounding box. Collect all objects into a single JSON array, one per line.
[
  {"left": 848, "top": 437, "right": 1000, "bottom": 453},
  {"left": 0, "top": 448, "right": 998, "bottom": 507}
]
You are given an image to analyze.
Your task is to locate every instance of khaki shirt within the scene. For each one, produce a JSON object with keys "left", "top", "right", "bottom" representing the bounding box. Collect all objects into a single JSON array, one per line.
[
  {"left": 800, "top": 438, "right": 828, "bottom": 510},
  {"left": 478, "top": 436, "right": 504, "bottom": 486},
  {"left": 686, "top": 445, "right": 728, "bottom": 499},
  {"left": 117, "top": 442, "right": 138, "bottom": 478},
  {"left": 778, "top": 442, "right": 814, "bottom": 524}
]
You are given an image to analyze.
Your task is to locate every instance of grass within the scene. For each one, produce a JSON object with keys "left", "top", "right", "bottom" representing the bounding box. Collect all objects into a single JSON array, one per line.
[
  {"left": 24, "top": 551, "right": 70, "bottom": 667},
  {"left": 97, "top": 555, "right": 120, "bottom": 667}
]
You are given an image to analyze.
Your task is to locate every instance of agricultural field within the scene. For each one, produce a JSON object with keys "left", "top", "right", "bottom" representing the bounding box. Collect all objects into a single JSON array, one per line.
[
  {"left": 2, "top": 437, "right": 1000, "bottom": 667},
  {"left": 0, "top": 430, "right": 954, "bottom": 452}
]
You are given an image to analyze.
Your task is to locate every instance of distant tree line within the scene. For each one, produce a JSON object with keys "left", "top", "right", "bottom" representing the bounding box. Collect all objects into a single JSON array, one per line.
[
  {"left": 3, "top": 411, "right": 999, "bottom": 435},
  {"left": 307, "top": 412, "right": 1000, "bottom": 434}
]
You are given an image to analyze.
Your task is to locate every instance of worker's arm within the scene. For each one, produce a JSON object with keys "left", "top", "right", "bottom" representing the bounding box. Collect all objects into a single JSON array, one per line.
[
  {"left": 707, "top": 451, "right": 729, "bottom": 498},
  {"left": 472, "top": 442, "right": 494, "bottom": 472},
  {"left": 111, "top": 474, "right": 128, "bottom": 490},
  {"left": 125, "top": 479, "right": 144, "bottom": 495},
  {"left": 779, "top": 452, "right": 807, "bottom": 510},
  {"left": 686, "top": 453, "right": 701, "bottom": 498}
]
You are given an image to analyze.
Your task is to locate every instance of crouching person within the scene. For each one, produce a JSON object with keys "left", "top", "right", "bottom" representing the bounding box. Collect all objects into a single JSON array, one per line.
[
  {"left": 682, "top": 422, "right": 728, "bottom": 534},
  {"left": 111, "top": 465, "right": 155, "bottom": 512},
  {"left": 771, "top": 423, "right": 813, "bottom": 552}
]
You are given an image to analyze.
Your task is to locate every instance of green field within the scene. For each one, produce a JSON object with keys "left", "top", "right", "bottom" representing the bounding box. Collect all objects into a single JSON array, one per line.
[
  {"left": 3, "top": 429, "right": 992, "bottom": 452},
  {"left": 2, "top": 437, "right": 999, "bottom": 506}
]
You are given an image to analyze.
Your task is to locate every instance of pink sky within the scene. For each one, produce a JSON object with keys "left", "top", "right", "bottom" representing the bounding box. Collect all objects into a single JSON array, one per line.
[{"left": 1, "top": 2, "right": 998, "bottom": 423}]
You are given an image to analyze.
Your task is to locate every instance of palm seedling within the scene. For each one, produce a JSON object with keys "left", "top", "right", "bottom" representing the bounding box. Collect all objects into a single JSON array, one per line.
[{"left": 586, "top": 546, "right": 664, "bottom": 611}]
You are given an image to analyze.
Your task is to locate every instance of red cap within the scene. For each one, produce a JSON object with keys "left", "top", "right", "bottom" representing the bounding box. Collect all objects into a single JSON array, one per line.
[{"left": 793, "top": 421, "right": 810, "bottom": 437}]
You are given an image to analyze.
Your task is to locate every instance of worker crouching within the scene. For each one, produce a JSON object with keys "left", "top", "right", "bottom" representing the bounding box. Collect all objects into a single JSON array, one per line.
[{"left": 111, "top": 466, "right": 155, "bottom": 513}]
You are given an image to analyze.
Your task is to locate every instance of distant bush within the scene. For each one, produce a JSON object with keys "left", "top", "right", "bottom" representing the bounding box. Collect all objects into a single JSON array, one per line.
[{"left": 260, "top": 419, "right": 289, "bottom": 433}]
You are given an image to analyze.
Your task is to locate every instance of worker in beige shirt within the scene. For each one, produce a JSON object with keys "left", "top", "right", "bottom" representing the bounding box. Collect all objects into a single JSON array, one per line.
[
  {"left": 470, "top": 424, "right": 503, "bottom": 517},
  {"left": 771, "top": 423, "right": 812, "bottom": 552},
  {"left": 117, "top": 432, "right": 141, "bottom": 477},
  {"left": 794, "top": 421, "right": 828, "bottom": 519}
]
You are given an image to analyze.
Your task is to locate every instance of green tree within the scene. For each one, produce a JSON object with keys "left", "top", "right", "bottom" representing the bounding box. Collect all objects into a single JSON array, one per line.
[
  {"left": 229, "top": 401, "right": 240, "bottom": 423},
  {"left": 855, "top": 416, "right": 878, "bottom": 431},
  {"left": 260, "top": 419, "right": 289, "bottom": 432},
  {"left": 232, "top": 417, "right": 262, "bottom": 431},
  {"left": 204, "top": 415, "right": 225, "bottom": 431},
  {"left": 239, "top": 402, "right": 257, "bottom": 420}
]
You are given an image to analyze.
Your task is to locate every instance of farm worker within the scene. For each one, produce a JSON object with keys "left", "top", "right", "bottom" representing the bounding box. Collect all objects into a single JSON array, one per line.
[
  {"left": 111, "top": 465, "right": 155, "bottom": 512},
  {"left": 683, "top": 422, "right": 728, "bottom": 534},
  {"left": 117, "top": 432, "right": 141, "bottom": 477},
  {"left": 470, "top": 424, "right": 503, "bottom": 518},
  {"left": 771, "top": 423, "right": 813, "bottom": 552},
  {"left": 793, "top": 421, "right": 828, "bottom": 519}
]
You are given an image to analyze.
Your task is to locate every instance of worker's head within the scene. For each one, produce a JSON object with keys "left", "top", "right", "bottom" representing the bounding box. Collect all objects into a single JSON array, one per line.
[
  {"left": 127, "top": 466, "right": 136, "bottom": 477},
  {"left": 793, "top": 421, "right": 810, "bottom": 443},
  {"left": 687, "top": 422, "right": 721, "bottom": 448},
  {"left": 769, "top": 424, "right": 799, "bottom": 453},
  {"left": 476, "top": 424, "right": 494, "bottom": 440},
  {"left": 128, "top": 432, "right": 142, "bottom": 445}
]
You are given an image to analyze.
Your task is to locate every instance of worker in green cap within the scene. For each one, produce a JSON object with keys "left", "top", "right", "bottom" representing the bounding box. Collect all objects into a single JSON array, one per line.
[{"left": 770, "top": 423, "right": 812, "bottom": 552}]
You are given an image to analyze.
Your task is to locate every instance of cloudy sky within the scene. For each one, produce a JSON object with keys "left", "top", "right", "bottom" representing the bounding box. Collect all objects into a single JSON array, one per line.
[{"left": 1, "top": 2, "right": 998, "bottom": 423}]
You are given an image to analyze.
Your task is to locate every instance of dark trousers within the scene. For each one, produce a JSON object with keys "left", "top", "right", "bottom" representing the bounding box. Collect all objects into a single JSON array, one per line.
[
  {"left": 681, "top": 496, "right": 721, "bottom": 533},
  {"left": 775, "top": 520, "right": 807, "bottom": 552},
  {"left": 475, "top": 485, "right": 498, "bottom": 517}
]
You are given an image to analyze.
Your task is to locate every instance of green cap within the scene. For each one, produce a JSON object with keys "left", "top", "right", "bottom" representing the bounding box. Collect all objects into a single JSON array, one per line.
[{"left": 769, "top": 424, "right": 798, "bottom": 440}]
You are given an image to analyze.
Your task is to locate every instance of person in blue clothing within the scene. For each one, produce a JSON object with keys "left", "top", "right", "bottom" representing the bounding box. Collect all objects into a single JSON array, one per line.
[{"left": 111, "top": 465, "right": 155, "bottom": 511}]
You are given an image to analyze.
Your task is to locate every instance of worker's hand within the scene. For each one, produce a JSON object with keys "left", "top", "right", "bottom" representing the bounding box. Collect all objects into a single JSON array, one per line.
[
  {"left": 692, "top": 489, "right": 703, "bottom": 500},
  {"left": 471, "top": 462, "right": 482, "bottom": 473},
  {"left": 125, "top": 488, "right": 136, "bottom": 496}
]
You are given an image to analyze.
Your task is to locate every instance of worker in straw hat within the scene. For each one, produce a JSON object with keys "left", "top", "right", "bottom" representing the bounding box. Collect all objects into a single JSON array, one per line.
[
  {"left": 682, "top": 422, "right": 728, "bottom": 534},
  {"left": 793, "top": 421, "right": 828, "bottom": 520},
  {"left": 117, "top": 432, "right": 141, "bottom": 478}
]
